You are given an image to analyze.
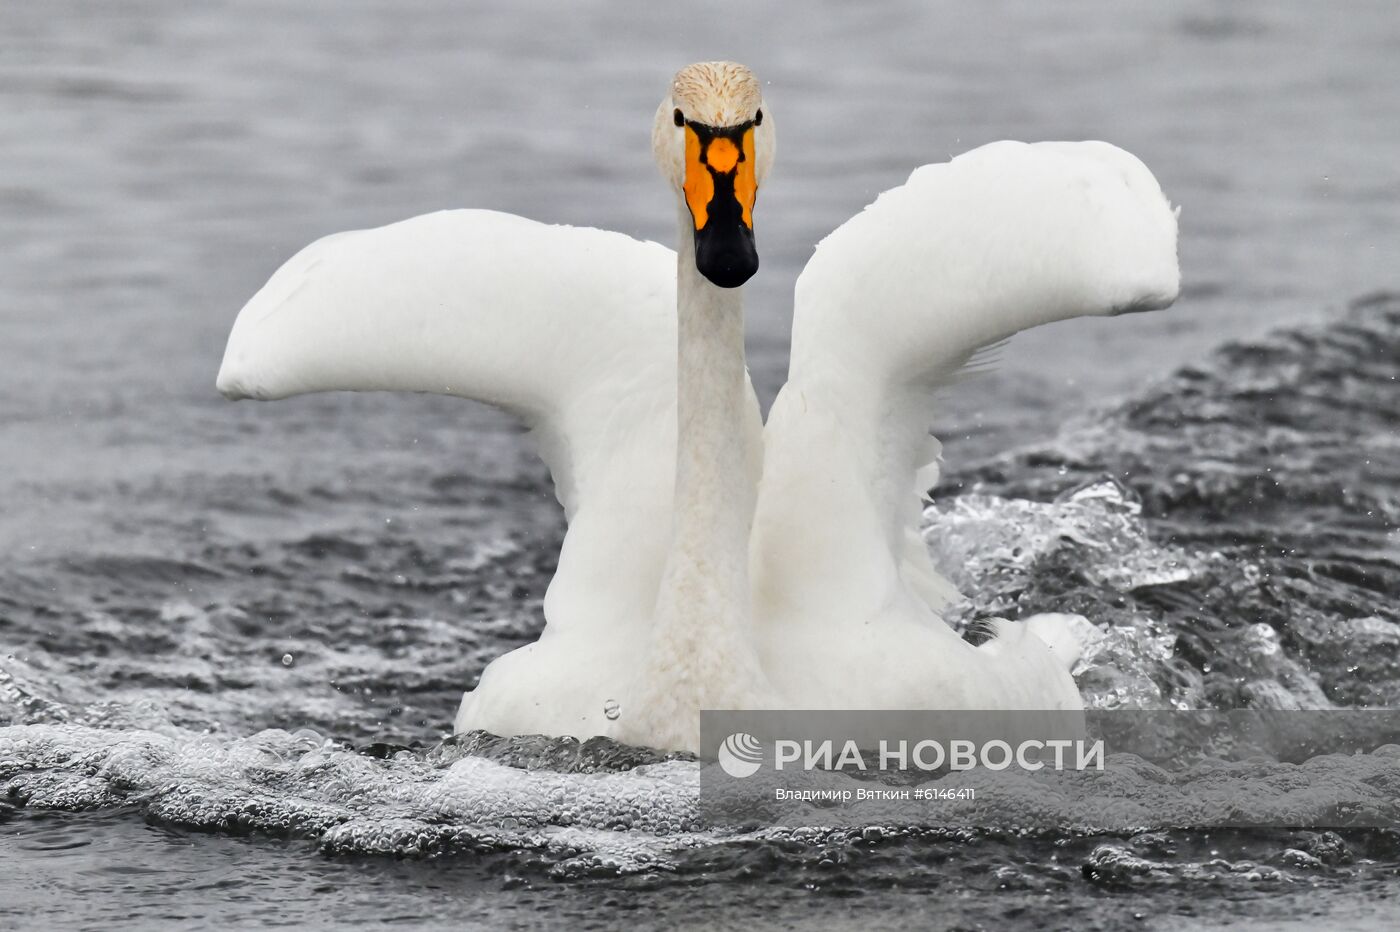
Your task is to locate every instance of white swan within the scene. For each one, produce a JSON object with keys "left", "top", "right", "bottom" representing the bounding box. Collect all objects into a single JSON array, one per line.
[{"left": 217, "top": 62, "right": 1179, "bottom": 753}]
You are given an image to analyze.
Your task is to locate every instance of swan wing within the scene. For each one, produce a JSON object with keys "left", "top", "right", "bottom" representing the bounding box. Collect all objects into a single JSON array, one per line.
[
  {"left": 754, "top": 141, "right": 1179, "bottom": 623},
  {"left": 218, "top": 208, "right": 680, "bottom": 634},
  {"left": 788, "top": 140, "right": 1179, "bottom": 383}
]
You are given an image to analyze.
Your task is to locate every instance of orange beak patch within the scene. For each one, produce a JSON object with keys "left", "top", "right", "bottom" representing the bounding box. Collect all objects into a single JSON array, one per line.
[{"left": 683, "top": 123, "right": 757, "bottom": 231}]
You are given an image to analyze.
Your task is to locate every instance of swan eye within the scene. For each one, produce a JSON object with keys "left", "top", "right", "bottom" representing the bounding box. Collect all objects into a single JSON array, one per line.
[
  {"left": 754, "top": 109, "right": 763, "bottom": 126},
  {"left": 673, "top": 108, "right": 684, "bottom": 127}
]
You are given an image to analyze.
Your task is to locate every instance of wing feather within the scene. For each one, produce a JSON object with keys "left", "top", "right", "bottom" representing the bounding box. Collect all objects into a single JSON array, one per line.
[
  {"left": 218, "top": 208, "right": 680, "bottom": 628},
  {"left": 754, "top": 141, "right": 1180, "bottom": 620}
]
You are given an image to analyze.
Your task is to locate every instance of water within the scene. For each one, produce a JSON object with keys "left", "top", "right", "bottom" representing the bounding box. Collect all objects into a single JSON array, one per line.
[{"left": 3, "top": 1, "right": 1399, "bottom": 927}]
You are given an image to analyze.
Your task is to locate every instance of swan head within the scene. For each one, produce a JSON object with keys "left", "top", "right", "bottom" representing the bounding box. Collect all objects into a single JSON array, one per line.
[{"left": 654, "top": 62, "right": 773, "bottom": 289}]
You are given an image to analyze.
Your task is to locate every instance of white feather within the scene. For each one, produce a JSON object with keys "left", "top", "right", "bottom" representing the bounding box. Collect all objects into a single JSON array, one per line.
[
  {"left": 219, "top": 209, "right": 692, "bottom": 738},
  {"left": 749, "top": 140, "right": 1178, "bottom": 710}
]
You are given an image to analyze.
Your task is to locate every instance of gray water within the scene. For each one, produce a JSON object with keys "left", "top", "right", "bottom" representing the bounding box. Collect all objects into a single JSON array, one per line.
[{"left": 3, "top": 1, "right": 1400, "bottom": 929}]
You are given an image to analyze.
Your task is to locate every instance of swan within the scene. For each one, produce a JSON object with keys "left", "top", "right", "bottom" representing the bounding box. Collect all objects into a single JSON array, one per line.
[{"left": 216, "top": 62, "right": 1179, "bottom": 753}]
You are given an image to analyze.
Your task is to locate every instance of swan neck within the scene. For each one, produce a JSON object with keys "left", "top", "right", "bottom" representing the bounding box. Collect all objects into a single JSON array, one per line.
[
  {"left": 619, "top": 214, "right": 764, "bottom": 748},
  {"left": 653, "top": 213, "right": 756, "bottom": 637},
  {"left": 673, "top": 227, "right": 754, "bottom": 579}
]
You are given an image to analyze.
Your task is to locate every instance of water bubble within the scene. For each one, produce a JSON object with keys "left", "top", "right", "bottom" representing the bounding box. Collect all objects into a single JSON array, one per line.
[
  {"left": 603, "top": 699, "right": 621, "bottom": 721},
  {"left": 281, "top": 653, "right": 295, "bottom": 667}
]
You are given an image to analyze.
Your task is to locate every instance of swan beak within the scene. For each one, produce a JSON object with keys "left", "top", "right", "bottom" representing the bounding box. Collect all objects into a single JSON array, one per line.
[{"left": 683, "top": 121, "right": 759, "bottom": 288}]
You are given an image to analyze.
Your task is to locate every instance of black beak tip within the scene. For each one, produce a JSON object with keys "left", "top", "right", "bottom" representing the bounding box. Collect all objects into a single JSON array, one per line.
[
  {"left": 694, "top": 230, "right": 760, "bottom": 289},
  {"left": 698, "top": 253, "right": 759, "bottom": 289}
]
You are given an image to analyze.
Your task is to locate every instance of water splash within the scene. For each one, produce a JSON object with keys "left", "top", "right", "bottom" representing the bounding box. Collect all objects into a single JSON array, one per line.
[{"left": 934, "top": 295, "right": 1400, "bottom": 713}]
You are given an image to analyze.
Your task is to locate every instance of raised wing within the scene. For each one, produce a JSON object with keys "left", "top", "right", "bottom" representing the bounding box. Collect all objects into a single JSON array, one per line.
[
  {"left": 752, "top": 141, "right": 1180, "bottom": 625},
  {"left": 218, "top": 209, "right": 680, "bottom": 631}
]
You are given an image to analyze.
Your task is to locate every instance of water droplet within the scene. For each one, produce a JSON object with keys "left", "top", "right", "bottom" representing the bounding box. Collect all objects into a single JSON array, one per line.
[
  {"left": 603, "top": 699, "right": 621, "bottom": 721},
  {"left": 281, "top": 653, "right": 295, "bottom": 667}
]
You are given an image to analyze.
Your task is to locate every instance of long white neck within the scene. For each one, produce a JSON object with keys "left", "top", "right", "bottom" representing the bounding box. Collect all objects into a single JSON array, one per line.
[
  {"left": 667, "top": 218, "right": 757, "bottom": 593},
  {"left": 621, "top": 209, "right": 766, "bottom": 750}
]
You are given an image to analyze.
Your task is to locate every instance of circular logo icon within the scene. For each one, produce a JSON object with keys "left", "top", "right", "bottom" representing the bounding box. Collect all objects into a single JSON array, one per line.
[{"left": 718, "top": 732, "right": 763, "bottom": 778}]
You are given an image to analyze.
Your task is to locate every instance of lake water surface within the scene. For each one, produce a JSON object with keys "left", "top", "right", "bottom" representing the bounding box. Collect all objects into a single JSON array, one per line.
[{"left": 3, "top": 1, "right": 1399, "bottom": 928}]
